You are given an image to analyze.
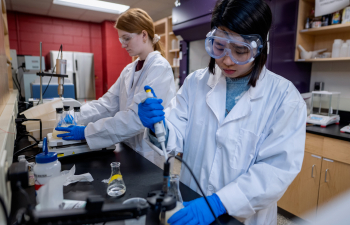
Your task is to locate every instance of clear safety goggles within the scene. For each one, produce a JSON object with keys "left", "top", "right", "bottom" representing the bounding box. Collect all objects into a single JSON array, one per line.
[
  {"left": 205, "top": 27, "right": 264, "bottom": 65},
  {"left": 119, "top": 33, "right": 137, "bottom": 45}
]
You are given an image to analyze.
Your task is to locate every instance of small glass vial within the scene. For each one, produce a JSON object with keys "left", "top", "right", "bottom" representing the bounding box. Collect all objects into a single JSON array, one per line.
[
  {"left": 28, "top": 162, "right": 35, "bottom": 186},
  {"left": 73, "top": 107, "right": 83, "bottom": 126},
  {"left": 107, "top": 162, "right": 126, "bottom": 197}
]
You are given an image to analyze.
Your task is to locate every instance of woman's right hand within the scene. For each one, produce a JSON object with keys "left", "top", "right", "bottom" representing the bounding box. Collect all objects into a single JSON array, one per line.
[{"left": 138, "top": 98, "right": 165, "bottom": 133}]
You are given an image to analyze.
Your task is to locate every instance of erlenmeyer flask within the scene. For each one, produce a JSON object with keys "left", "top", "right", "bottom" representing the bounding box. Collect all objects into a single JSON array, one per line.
[
  {"left": 107, "top": 162, "right": 126, "bottom": 197},
  {"left": 169, "top": 174, "right": 183, "bottom": 203},
  {"left": 160, "top": 174, "right": 184, "bottom": 224}
]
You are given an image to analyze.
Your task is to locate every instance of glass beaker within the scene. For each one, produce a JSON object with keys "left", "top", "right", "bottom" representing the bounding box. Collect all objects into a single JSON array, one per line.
[{"left": 107, "top": 162, "right": 126, "bottom": 197}]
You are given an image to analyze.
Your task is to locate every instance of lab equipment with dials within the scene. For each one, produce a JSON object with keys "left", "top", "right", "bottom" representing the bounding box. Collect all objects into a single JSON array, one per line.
[{"left": 306, "top": 91, "right": 340, "bottom": 127}]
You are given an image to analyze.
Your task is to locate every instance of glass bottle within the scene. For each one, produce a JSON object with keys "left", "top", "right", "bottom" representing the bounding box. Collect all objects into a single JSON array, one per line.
[
  {"left": 107, "top": 162, "right": 126, "bottom": 197},
  {"left": 63, "top": 105, "right": 73, "bottom": 126},
  {"left": 52, "top": 107, "right": 68, "bottom": 139},
  {"left": 160, "top": 174, "right": 184, "bottom": 224},
  {"left": 73, "top": 107, "right": 82, "bottom": 126},
  {"left": 55, "top": 108, "right": 64, "bottom": 127}
]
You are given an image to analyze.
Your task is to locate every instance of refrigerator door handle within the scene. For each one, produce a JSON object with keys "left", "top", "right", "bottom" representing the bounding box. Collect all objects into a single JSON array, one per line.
[{"left": 75, "top": 59, "right": 78, "bottom": 71}]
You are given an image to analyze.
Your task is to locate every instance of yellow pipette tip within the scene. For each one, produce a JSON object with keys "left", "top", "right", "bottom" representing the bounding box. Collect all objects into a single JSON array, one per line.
[{"left": 145, "top": 89, "right": 151, "bottom": 93}]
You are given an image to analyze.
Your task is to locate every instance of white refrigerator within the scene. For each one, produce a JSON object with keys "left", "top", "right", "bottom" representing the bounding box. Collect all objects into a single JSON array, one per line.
[{"left": 50, "top": 51, "right": 96, "bottom": 101}]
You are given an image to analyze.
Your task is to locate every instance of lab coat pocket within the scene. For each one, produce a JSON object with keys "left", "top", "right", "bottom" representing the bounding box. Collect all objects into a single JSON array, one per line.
[{"left": 229, "top": 129, "right": 259, "bottom": 171}]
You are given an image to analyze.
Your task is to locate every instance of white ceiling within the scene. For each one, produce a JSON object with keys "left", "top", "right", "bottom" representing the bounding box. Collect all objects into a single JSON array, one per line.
[{"left": 5, "top": 0, "right": 175, "bottom": 23}]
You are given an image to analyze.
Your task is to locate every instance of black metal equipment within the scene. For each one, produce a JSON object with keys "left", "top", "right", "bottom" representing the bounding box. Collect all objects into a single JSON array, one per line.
[
  {"left": 147, "top": 161, "right": 176, "bottom": 225},
  {"left": 20, "top": 198, "right": 149, "bottom": 225}
]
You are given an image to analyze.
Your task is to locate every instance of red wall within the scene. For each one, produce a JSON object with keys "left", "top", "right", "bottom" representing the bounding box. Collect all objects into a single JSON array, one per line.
[
  {"left": 7, "top": 11, "right": 131, "bottom": 98},
  {"left": 101, "top": 21, "right": 131, "bottom": 91}
]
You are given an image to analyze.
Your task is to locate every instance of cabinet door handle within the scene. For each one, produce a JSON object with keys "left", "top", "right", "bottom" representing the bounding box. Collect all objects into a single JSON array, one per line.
[
  {"left": 311, "top": 165, "right": 315, "bottom": 178},
  {"left": 325, "top": 169, "right": 329, "bottom": 183}
]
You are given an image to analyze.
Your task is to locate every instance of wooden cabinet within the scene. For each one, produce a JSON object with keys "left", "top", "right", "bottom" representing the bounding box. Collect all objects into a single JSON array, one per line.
[
  {"left": 278, "top": 133, "right": 350, "bottom": 220},
  {"left": 318, "top": 159, "right": 350, "bottom": 207},
  {"left": 278, "top": 152, "right": 322, "bottom": 218}
]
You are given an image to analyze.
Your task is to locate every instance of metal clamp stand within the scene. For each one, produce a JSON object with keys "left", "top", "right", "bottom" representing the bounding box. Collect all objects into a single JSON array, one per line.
[{"left": 39, "top": 42, "right": 43, "bottom": 105}]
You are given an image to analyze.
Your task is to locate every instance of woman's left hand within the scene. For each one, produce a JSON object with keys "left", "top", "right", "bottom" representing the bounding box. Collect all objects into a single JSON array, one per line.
[{"left": 168, "top": 194, "right": 226, "bottom": 225}]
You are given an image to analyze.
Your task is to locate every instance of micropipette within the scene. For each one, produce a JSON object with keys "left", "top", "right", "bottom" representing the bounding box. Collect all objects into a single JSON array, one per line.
[{"left": 144, "top": 89, "right": 168, "bottom": 161}]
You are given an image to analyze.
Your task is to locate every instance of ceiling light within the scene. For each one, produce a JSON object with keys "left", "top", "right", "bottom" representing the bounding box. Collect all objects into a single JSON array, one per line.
[{"left": 53, "top": 0, "right": 130, "bottom": 14}]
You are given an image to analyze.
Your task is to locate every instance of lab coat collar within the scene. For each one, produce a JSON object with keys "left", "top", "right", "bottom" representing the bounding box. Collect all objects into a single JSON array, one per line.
[
  {"left": 124, "top": 51, "right": 161, "bottom": 95},
  {"left": 206, "top": 65, "right": 267, "bottom": 124}
]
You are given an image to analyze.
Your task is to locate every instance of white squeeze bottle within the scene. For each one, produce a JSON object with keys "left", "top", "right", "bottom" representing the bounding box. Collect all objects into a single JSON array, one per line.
[
  {"left": 34, "top": 137, "right": 61, "bottom": 191},
  {"left": 332, "top": 39, "right": 342, "bottom": 58}
]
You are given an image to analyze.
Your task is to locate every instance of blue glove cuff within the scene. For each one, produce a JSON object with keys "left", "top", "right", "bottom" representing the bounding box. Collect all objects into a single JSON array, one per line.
[{"left": 212, "top": 193, "right": 227, "bottom": 216}]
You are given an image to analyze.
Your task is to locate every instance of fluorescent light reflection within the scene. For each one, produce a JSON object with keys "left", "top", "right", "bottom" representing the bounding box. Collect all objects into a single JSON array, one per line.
[{"left": 53, "top": 0, "right": 130, "bottom": 14}]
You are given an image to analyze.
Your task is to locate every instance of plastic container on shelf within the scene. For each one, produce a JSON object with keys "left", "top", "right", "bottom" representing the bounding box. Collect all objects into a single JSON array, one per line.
[
  {"left": 172, "top": 39, "right": 177, "bottom": 50},
  {"left": 23, "top": 119, "right": 56, "bottom": 132},
  {"left": 340, "top": 43, "right": 349, "bottom": 57},
  {"left": 20, "top": 99, "right": 63, "bottom": 119},
  {"left": 347, "top": 40, "right": 350, "bottom": 57},
  {"left": 332, "top": 39, "right": 343, "bottom": 58}
]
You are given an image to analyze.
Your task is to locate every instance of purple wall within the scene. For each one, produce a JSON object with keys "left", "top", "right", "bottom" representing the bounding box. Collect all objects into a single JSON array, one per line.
[
  {"left": 174, "top": 0, "right": 312, "bottom": 93},
  {"left": 267, "top": 0, "right": 311, "bottom": 93}
]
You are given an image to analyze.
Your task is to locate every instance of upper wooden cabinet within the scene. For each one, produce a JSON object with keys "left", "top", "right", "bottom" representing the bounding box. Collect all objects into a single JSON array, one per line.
[{"left": 295, "top": 0, "right": 350, "bottom": 62}]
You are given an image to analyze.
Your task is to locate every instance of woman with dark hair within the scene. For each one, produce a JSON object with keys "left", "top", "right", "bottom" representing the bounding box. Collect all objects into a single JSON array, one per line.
[{"left": 138, "top": 0, "right": 306, "bottom": 224}]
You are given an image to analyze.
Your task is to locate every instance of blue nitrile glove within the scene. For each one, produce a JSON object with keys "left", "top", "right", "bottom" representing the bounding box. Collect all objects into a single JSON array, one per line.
[
  {"left": 168, "top": 194, "right": 226, "bottom": 225},
  {"left": 138, "top": 86, "right": 165, "bottom": 133},
  {"left": 55, "top": 125, "right": 86, "bottom": 140}
]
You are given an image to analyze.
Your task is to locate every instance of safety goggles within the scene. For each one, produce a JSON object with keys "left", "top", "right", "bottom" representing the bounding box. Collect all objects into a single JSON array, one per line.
[
  {"left": 205, "top": 27, "right": 263, "bottom": 65},
  {"left": 119, "top": 33, "right": 137, "bottom": 45}
]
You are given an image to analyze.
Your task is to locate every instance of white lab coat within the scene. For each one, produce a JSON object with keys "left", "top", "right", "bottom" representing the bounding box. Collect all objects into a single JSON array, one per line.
[
  {"left": 144, "top": 66, "right": 306, "bottom": 225},
  {"left": 80, "top": 51, "right": 176, "bottom": 166}
]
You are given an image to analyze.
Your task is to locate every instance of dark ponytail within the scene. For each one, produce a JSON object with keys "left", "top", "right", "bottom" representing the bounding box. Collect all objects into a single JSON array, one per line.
[{"left": 209, "top": 0, "right": 272, "bottom": 87}]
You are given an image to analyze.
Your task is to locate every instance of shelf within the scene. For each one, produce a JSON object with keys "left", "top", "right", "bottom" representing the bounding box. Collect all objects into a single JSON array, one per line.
[
  {"left": 300, "top": 23, "right": 350, "bottom": 35},
  {"left": 169, "top": 49, "right": 179, "bottom": 53},
  {"left": 297, "top": 57, "right": 350, "bottom": 62}
]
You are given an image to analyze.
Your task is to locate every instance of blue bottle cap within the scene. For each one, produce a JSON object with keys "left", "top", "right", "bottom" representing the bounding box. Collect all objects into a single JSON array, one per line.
[{"left": 36, "top": 137, "right": 58, "bottom": 164}]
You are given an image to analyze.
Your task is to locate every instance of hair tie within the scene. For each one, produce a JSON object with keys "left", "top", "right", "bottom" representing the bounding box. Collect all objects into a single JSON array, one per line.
[{"left": 153, "top": 34, "right": 160, "bottom": 44}]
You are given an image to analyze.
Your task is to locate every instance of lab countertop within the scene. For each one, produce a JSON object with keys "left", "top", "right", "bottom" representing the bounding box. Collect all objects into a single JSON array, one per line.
[
  {"left": 10, "top": 143, "right": 242, "bottom": 225},
  {"left": 306, "top": 123, "right": 350, "bottom": 142}
]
